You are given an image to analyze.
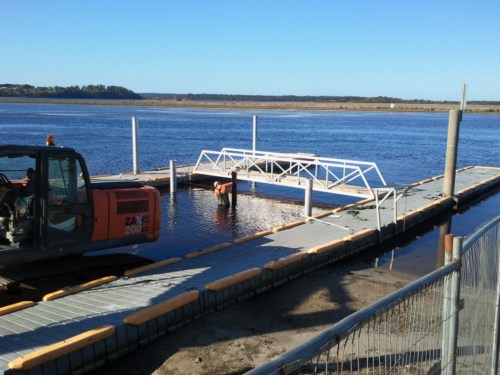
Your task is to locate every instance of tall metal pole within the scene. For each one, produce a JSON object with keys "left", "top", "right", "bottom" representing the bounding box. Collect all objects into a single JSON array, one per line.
[
  {"left": 253, "top": 115, "right": 258, "bottom": 155},
  {"left": 132, "top": 117, "right": 139, "bottom": 175},
  {"left": 443, "top": 109, "right": 462, "bottom": 197},
  {"left": 170, "top": 160, "right": 177, "bottom": 193},
  {"left": 443, "top": 84, "right": 467, "bottom": 198}
]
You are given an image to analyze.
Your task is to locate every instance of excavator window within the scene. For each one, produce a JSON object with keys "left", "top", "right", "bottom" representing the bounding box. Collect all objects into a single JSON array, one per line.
[
  {"left": 47, "top": 156, "right": 89, "bottom": 232},
  {"left": 44, "top": 152, "right": 93, "bottom": 249}
]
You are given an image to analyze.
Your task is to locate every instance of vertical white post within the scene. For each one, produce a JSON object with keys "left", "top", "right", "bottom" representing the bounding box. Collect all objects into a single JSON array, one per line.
[
  {"left": 132, "top": 117, "right": 139, "bottom": 175},
  {"left": 460, "top": 83, "right": 468, "bottom": 111},
  {"left": 170, "top": 160, "right": 177, "bottom": 193},
  {"left": 375, "top": 189, "right": 381, "bottom": 231},
  {"left": 252, "top": 115, "right": 258, "bottom": 155},
  {"left": 393, "top": 188, "right": 397, "bottom": 224},
  {"left": 304, "top": 178, "right": 313, "bottom": 217}
]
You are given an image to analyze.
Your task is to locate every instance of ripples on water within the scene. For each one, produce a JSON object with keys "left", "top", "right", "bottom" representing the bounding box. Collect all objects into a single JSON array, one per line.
[
  {"left": 371, "top": 192, "right": 500, "bottom": 276},
  {"left": 1, "top": 104, "right": 498, "bottom": 183},
  {"left": 0, "top": 103, "right": 498, "bottom": 268},
  {"left": 101, "top": 185, "right": 329, "bottom": 261}
]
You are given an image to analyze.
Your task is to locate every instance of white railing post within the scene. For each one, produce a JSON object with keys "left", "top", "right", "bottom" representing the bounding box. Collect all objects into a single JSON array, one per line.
[
  {"left": 375, "top": 189, "right": 381, "bottom": 231},
  {"left": 393, "top": 188, "right": 397, "bottom": 224},
  {"left": 304, "top": 178, "right": 313, "bottom": 217},
  {"left": 132, "top": 117, "right": 139, "bottom": 175}
]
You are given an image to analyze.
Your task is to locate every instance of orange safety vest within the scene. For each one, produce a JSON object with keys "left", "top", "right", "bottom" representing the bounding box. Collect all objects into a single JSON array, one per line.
[{"left": 214, "top": 182, "right": 232, "bottom": 197}]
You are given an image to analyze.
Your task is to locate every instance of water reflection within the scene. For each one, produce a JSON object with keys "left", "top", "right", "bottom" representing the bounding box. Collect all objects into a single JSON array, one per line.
[
  {"left": 184, "top": 186, "right": 325, "bottom": 240},
  {"left": 160, "top": 186, "right": 330, "bottom": 259},
  {"left": 372, "top": 192, "right": 499, "bottom": 276},
  {"left": 90, "top": 181, "right": 497, "bottom": 276},
  {"left": 436, "top": 218, "right": 452, "bottom": 268},
  {"left": 92, "top": 184, "right": 329, "bottom": 262},
  {"left": 214, "top": 206, "right": 238, "bottom": 238},
  {"left": 167, "top": 191, "right": 177, "bottom": 231}
]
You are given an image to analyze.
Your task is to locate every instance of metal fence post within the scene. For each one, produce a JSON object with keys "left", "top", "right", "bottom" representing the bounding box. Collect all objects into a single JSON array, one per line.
[
  {"left": 442, "top": 234, "right": 454, "bottom": 374},
  {"left": 448, "top": 236, "right": 463, "bottom": 375},
  {"left": 491, "top": 236, "right": 500, "bottom": 374}
]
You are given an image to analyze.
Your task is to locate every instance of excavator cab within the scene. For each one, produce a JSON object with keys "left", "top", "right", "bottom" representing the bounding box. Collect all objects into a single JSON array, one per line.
[
  {"left": 0, "top": 141, "right": 161, "bottom": 266},
  {"left": 0, "top": 145, "right": 93, "bottom": 255},
  {"left": 45, "top": 152, "right": 93, "bottom": 247}
]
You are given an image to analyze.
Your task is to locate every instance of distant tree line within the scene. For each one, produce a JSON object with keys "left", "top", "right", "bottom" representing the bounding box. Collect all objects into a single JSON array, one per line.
[
  {"left": 141, "top": 93, "right": 412, "bottom": 103},
  {"left": 141, "top": 93, "right": 499, "bottom": 105},
  {"left": 0, "top": 84, "right": 142, "bottom": 99},
  {"left": 2, "top": 85, "right": 497, "bottom": 104}
]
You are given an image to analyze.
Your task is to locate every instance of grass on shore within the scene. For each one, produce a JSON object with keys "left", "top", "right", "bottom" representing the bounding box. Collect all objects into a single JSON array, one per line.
[{"left": 1, "top": 97, "right": 500, "bottom": 114}]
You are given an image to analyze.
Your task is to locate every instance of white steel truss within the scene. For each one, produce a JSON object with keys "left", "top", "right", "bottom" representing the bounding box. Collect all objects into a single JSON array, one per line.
[{"left": 193, "top": 148, "right": 388, "bottom": 199}]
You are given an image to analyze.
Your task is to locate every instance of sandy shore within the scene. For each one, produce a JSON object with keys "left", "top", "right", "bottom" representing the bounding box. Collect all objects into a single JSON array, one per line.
[
  {"left": 90, "top": 259, "right": 417, "bottom": 375},
  {"left": 2, "top": 98, "right": 499, "bottom": 114},
  {"left": 1, "top": 254, "right": 416, "bottom": 375}
]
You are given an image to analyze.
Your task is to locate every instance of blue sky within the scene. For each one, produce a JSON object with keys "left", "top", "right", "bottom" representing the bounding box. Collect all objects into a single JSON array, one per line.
[{"left": 1, "top": 1, "right": 499, "bottom": 100}]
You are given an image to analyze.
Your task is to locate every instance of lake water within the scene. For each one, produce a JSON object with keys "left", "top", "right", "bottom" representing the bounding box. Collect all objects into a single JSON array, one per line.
[{"left": 0, "top": 103, "right": 498, "bottom": 275}]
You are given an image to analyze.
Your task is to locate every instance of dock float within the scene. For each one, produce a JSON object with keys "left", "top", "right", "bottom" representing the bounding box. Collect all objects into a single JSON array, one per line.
[{"left": 0, "top": 166, "right": 498, "bottom": 375}]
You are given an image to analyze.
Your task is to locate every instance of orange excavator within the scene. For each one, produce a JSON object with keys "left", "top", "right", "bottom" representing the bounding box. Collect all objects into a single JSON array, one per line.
[{"left": 0, "top": 136, "right": 161, "bottom": 266}]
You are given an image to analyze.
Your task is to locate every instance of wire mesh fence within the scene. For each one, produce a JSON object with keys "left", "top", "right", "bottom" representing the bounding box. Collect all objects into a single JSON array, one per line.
[{"left": 246, "top": 215, "right": 500, "bottom": 375}]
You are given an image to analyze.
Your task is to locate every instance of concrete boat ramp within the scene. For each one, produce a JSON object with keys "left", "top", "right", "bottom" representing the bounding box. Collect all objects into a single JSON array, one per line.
[{"left": 0, "top": 165, "right": 498, "bottom": 375}]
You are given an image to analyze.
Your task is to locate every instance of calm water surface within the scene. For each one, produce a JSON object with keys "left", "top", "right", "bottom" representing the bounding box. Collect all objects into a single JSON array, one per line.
[{"left": 1, "top": 103, "right": 498, "bottom": 275}]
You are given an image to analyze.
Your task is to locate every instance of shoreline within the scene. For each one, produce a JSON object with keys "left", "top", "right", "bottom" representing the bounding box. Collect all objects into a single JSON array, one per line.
[
  {"left": 91, "top": 261, "right": 417, "bottom": 375},
  {"left": 1, "top": 97, "right": 500, "bottom": 114}
]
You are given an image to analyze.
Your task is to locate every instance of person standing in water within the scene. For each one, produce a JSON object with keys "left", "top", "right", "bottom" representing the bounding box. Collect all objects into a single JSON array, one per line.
[{"left": 213, "top": 181, "right": 232, "bottom": 207}]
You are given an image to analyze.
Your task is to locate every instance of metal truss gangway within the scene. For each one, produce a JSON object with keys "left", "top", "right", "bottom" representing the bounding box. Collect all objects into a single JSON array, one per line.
[
  {"left": 193, "top": 148, "right": 389, "bottom": 199},
  {"left": 194, "top": 148, "right": 411, "bottom": 231}
]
